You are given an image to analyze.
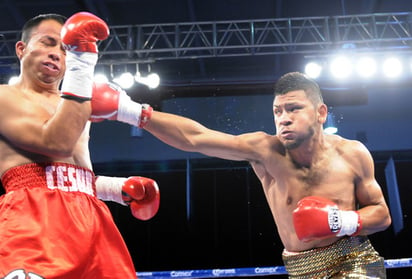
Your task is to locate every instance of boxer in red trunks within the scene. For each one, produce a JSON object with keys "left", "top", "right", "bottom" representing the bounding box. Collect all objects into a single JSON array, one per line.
[{"left": 0, "top": 12, "right": 159, "bottom": 278}]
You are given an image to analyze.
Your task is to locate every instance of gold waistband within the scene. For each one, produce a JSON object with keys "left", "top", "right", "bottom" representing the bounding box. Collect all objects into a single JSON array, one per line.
[{"left": 282, "top": 236, "right": 386, "bottom": 278}]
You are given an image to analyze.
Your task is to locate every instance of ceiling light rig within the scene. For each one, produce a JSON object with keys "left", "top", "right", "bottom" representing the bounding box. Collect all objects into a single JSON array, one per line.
[
  {"left": 304, "top": 53, "right": 410, "bottom": 83},
  {"left": 135, "top": 72, "right": 160, "bottom": 89},
  {"left": 94, "top": 63, "right": 161, "bottom": 90},
  {"left": 5, "top": 64, "right": 161, "bottom": 89}
]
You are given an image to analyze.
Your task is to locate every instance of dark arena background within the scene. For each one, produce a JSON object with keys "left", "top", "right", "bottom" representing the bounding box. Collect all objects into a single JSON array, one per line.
[{"left": 1, "top": 0, "right": 412, "bottom": 278}]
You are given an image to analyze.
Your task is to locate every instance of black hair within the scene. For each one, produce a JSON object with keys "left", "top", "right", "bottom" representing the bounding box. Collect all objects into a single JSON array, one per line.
[
  {"left": 21, "top": 13, "right": 67, "bottom": 43},
  {"left": 274, "top": 72, "right": 324, "bottom": 105}
]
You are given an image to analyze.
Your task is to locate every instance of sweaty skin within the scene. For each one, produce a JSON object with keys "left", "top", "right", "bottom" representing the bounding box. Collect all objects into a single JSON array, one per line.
[
  {"left": 143, "top": 89, "right": 391, "bottom": 252},
  {"left": 0, "top": 14, "right": 139, "bottom": 279},
  {"left": 0, "top": 19, "right": 92, "bottom": 177}
]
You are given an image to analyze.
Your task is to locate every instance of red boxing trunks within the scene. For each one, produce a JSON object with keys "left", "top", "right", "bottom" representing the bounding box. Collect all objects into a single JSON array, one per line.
[{"left": 0, "top": 162, "right": 137, "bottom": 279}]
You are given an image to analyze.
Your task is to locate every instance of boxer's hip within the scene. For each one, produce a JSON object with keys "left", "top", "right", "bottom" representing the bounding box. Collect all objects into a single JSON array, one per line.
[
  {"left": 282, "top": 236, "right": 386, "bottom": 278},
  {"left": 1, "top": 162, "right": 96, "bottom": 196}
]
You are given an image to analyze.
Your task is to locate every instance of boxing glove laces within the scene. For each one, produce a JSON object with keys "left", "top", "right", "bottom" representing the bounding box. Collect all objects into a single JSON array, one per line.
[{"left": 293, "top": 196, "right": 362, "bottom": 242}]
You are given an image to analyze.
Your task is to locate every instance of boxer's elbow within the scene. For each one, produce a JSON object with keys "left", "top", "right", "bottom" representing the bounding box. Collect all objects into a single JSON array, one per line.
[
  {"left": 379, "top": 201, "right": 392, "bottom": 231},
  {"left": 54, "top": 147, "right": 75, "bottom": 158},
  {"left": 372, "top": 205, "right": 392, "bottom": 234},
  {"left": 45, "top": 146, "right": 74, "bottom": 158},
  {"left": 42, "top": 139, "right": 76, "bottom": 158},
  {"left": 381, "top": 211, "right": 392, "bottom": 231}
]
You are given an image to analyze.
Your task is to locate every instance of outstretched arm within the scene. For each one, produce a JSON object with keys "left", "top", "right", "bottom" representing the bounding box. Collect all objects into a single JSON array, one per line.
[
  {"left": 144, "top": 110, "right": 265, "bottom": 162},
  {"left": 88, "top": 82, "right": 270, "bottom": 162}
]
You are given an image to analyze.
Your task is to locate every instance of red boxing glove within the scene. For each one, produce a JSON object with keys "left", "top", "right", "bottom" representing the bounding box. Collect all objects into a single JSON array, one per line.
[
  {"left": 91, "top": 82, "right": 153, "bottom": 128},
  {"left": 61, "top": 11, "right": 109, "bottom": 53},
  {"left": 61, "top": 12, "right": 109, "bottom": 101},
  {"left": 293, "top": 196, "right": 362, "bottom": 242},
  {"left": 122, "top": 176, "right": 160, "bottom": 221}
]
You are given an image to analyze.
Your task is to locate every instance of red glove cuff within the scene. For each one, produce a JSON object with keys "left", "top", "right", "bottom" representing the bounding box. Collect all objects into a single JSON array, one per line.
[{"left": 139, "top": 104, "right": 153, "bottom": 128}]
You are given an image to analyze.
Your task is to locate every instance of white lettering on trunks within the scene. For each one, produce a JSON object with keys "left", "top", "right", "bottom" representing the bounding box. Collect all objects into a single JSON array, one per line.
[
  {"left": 3, "top": 269, "right": 44, "bottom": 279},
  {"left": 45, "top": 165, "right": 94, "bottom": 196}
]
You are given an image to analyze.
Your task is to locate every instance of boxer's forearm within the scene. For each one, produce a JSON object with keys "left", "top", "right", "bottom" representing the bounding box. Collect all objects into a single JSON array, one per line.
[{"left": 144, "top": 111, "right": 256, "bottom": 161}]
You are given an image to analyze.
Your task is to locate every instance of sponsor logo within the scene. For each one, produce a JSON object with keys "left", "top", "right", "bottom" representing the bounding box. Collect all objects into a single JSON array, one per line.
[
  {"left": 170, "top": 271, "right": 194, "bottom": 277},
  {"left": 255, "top": 267, "right": 281, "bottom": 274},
  {"left": 328, "top": 207, "right": 341, "bottom": 233},
  {"left": 62, "top": 44, "right": 78, "bottom": 52},
  {"left": 212, "top": 269, "right": 236, "bottom": 276},
  {"left": 45, "top": 165, "right": 94, "bottom": 196}
]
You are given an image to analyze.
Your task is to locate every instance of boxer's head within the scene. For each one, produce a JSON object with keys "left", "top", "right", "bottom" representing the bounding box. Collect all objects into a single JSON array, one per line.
[{"left": 274, "top": 72, "right": 324, "bottom": 108}]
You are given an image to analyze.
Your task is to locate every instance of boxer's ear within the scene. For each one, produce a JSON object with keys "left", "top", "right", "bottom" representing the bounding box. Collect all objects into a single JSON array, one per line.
[
  {"left": 15, "top": 41, "right": 26, "bottom": 60},
  {"left": 317, "top": 103, "right": 327, "bottom": 124}
]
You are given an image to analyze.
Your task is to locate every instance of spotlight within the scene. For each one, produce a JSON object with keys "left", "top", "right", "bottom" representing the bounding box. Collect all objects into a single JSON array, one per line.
[
  {"left": 146, "top": 73, "right": 160, "bottom": 89},
  {"left": 330, "top": 56, "right": 352, "bottom": 79},
  {"left": 135, "top": 72, "right": 160, "bottom": 89},
  {"left": 382, "top": 57, "right": 402, "bottom": 78},
  {"left": 93, "top": 73, "right": 109, "bottom": 83},
  {"left": 356, "top": 56, "right": 377, "bottom": 78},
  {"left": 113, "top": 72, "right": 135, "bottom": 89},
  {"left": 324, "top": 112, "right": 338, "bottom": 135},
  {"left": 304, "top": 62, "right": 322, "bottom": 79},
  {"left": 8, "top": 75, "right": 19, "bottom": 85},
  {"left": 324, "top": 126, "right": 338, "bottom": 135}
]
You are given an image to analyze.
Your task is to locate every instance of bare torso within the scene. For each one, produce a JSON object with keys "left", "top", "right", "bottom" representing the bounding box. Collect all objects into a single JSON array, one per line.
[
  {"left": 0, "top": 84, "right": 91, "bottom": 178},
  {"left": 144, "top": 90, "right": 390, "bottom": 253},
  {"left": 250, "top": 133, "right": 357, "bottom": 252}
]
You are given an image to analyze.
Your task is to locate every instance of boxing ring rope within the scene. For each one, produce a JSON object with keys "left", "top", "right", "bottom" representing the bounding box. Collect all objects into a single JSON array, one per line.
[{"left": 136, "top": 258, "right": 412, "bottom": 278}]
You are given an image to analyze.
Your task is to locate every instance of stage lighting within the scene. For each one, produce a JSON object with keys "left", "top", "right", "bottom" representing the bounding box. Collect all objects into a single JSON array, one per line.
[
  {"left": 324, "top": 126, "right": 338, "bottom": 135},
  {"left": 324, "top": 112, "right": 338, "bottom": 135},
  {"left": 356, "top": 56, "right": 377, "bottom": 78},
  {"left": 113, "top": 72, "right": 135, "bottom": 89},
  {"left": 330, "top": 56, "right": 352, "bottom": 79},
  {"left": 93, "top": 73, "right": 109, "bottom": 83},
  {"left": 382, "top": 57, "right": 402, "bottom": 78},
  {"left": 304, "top": 62, "right": 322, "bottom": 79},
  {"left": 8, "top": 75, "right": 19, "bottom": 85},
  {"left": 135, "top": 72, "right": 160, "bottom": 89}
]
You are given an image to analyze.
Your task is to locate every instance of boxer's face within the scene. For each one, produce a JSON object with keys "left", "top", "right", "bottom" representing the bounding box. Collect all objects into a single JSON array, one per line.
[
  {"left": 273, "top": 90, "right": 321, "bottom": 149},
  {"left": 16, "top": 19, "right": 66, "bottom": 86}
]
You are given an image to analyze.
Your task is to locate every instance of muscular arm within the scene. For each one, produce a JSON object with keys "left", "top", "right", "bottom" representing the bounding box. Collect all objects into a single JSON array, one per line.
[
  {"left": 352, "top": 141, "right": 392, "bottom": 235},
  {"left": 0, "top": 87, "right": 91, "bottom": 158},
  {"left": 144, "top": 110, "right": 267, "bottom": 162},
  {"left": 41, "top": 100, "right": 91, "bottom": 157}
]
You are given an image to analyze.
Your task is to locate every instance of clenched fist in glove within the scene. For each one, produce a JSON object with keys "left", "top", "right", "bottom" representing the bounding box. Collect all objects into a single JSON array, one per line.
[
  {"left": 60, "top": 12, "right": 109, "bottom": 101},
  {"left": 91, "top": 82, "right": 153, "bottom": 128},
  {"left": 293, "top": 196, "right": 362, "bottom": 242},
  {"left": 96, "top": 175, "right": 160, "bottom": 220}
]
